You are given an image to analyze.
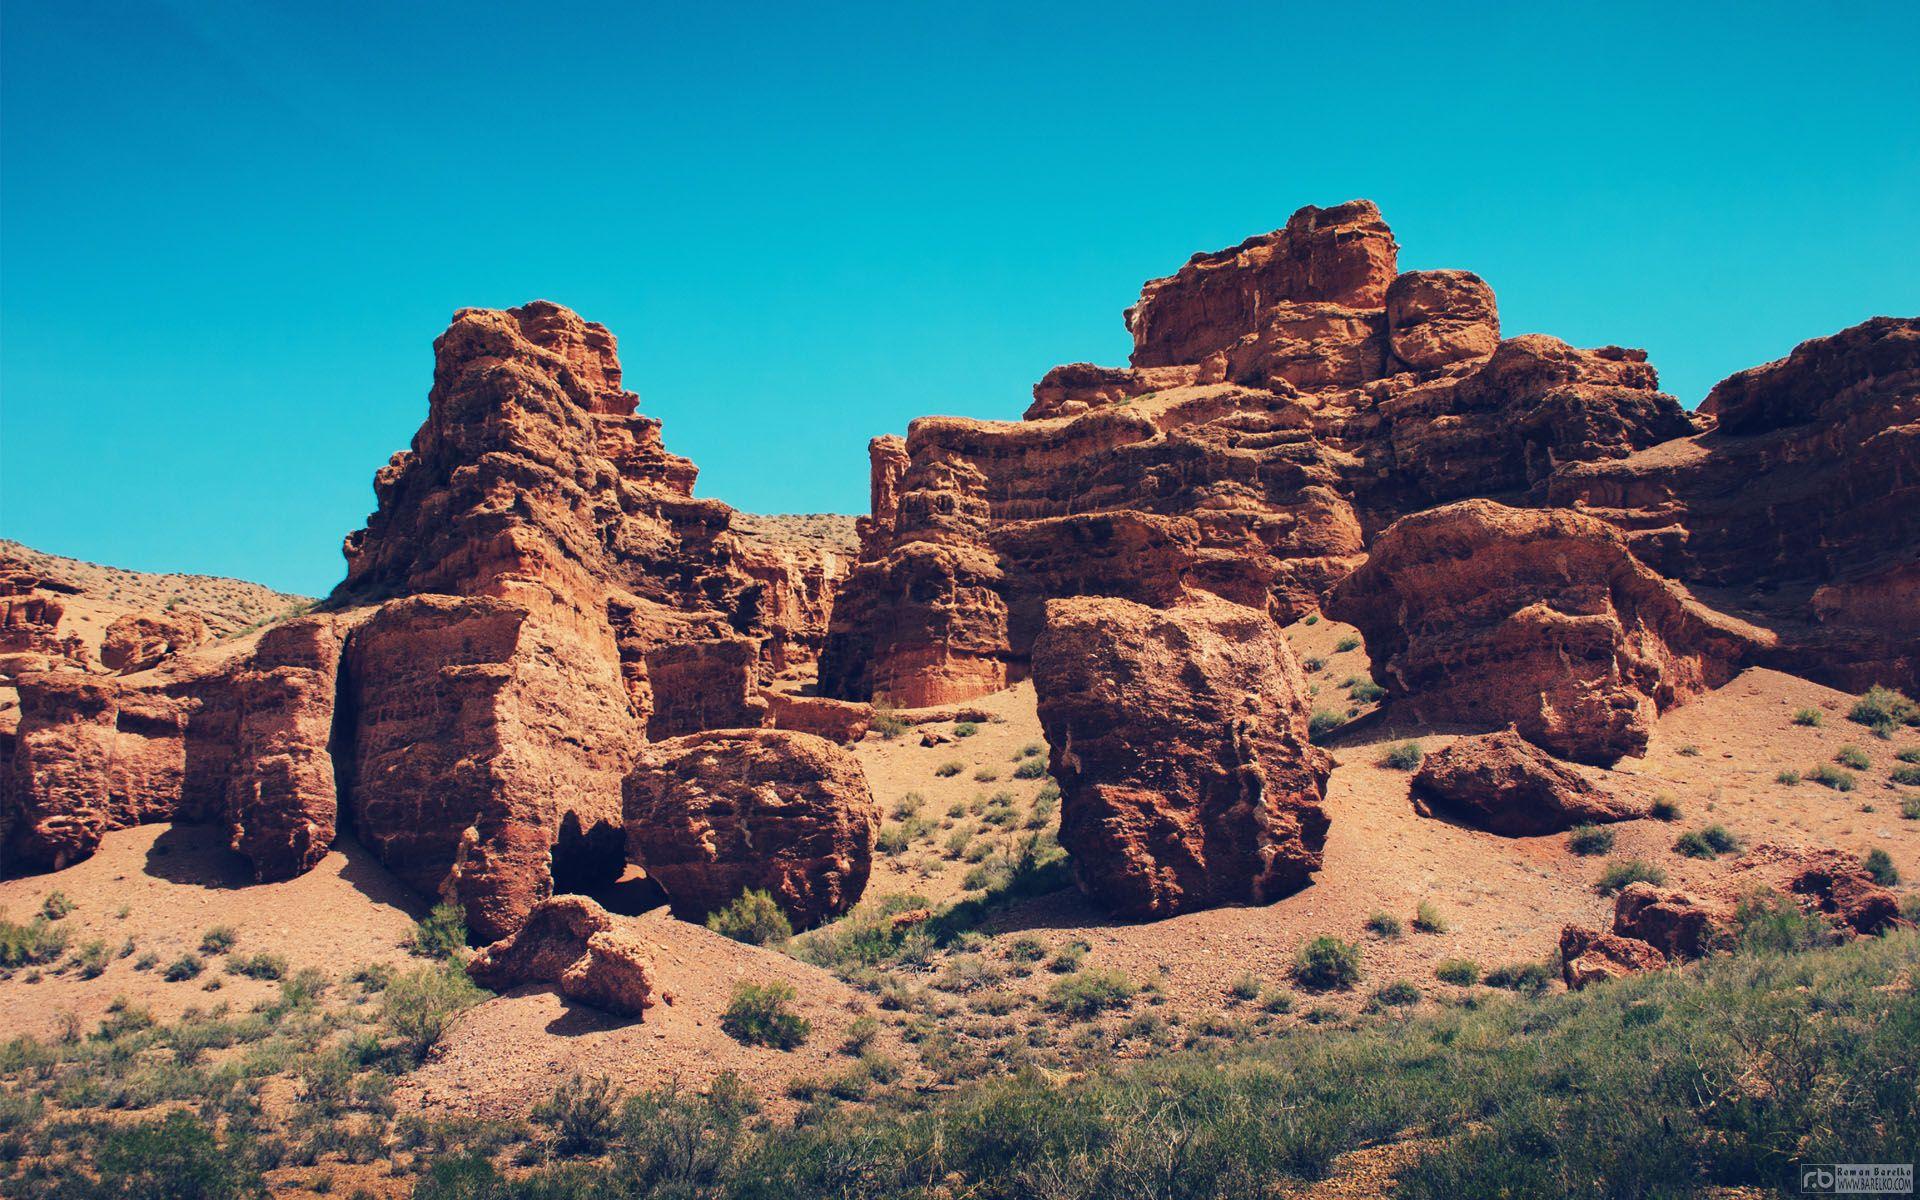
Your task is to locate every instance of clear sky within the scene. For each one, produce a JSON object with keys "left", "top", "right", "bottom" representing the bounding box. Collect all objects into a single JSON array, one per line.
[{"left": 3, "top": 1, "right": 1916, "bottom": 596}]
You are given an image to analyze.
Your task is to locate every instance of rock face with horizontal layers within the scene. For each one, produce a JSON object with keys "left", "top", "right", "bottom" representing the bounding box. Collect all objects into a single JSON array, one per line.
[
  {"left": 468, "top": 895, "right": 653, "bottom": 1017},
  {"left": 1330, "top": 501, "right": 1769, "bottom": 764},
  {"left": 1030, "top": 592, "right": 1332, "bottom": 918},
  {"left": 101, "top": 610, "right": 207, "bottom": 674},
  {"left": 1409, "top": 730, "right": 1645, "bottom": 835},
  {"left": 1550, "top": 316, "right": 1920, "bottom": 693},
  {"left": 1558, "top": 926, "right": 1666, "bottom": 989},
  {"left": 623, "top": 729, "right": 878, "bottom": 930},
  {"left": 821, "top": 201, "right": 1699, "bottom": 708}
]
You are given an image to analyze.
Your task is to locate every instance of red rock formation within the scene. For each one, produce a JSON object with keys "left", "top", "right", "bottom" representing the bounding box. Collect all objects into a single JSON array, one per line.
[
  {"left": 223, "top": 617, "right": 346, "bottom": 881},
  {"left": 1549, "top": 316, "right": 1920, "bottom": 692},
  {"left": 0, "top": 554, "right": 90, "bottom": 676},
  {"left": 101, "top": 611, "right": 207, "bottom": 674},
  {"left": 1329, "top": 501, "right": 1768, "bottom": 763},
  {"left": 1785, "top": 850, "right": 1908, "bottom": 936},
  {"left": 1409, "top": 730, "right": 1645, "bottom": 834},
  {"left": 623, "top": 729, "right": 877, "bottom": 929},
  {"left": 1559, "top": 925, "right": 1666, "bottom": 989},
  {"left": 1612, "top": 883, "right": 1726, "bottom": 960},
  {"left": 468, "top": 895, "right": 653, "bottom": 1017},
  {"left": 822, "top": 202, "right": 1698, "bottom": 708},
  {"left": 761, "top": 690, "right": 873, "bottom": 744},
  {"left": 1030, "top": 592, "right": 1332, "bottom": 918}
]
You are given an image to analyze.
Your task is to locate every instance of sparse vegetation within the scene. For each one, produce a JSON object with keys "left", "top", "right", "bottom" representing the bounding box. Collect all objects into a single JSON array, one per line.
[
  {"left": 707, "top": 889, "right": 795, "bottom": 947},
  {"left": 532, "top": 1074, "right": 620, "bottom": 1157},
  {"left": 162, "top": 954, "right": 205, "bottom": 982},
  {"left": 953, "top": 722, "right": 979, "bottom": 739},
  {"left": 1566, "top": 824, "right": 1614, "bottom": 856},
  {"left": 1892, "top": 766, "right": 1920, "bottom": 786},
  {"left": 1372, "top": 980, "right": 1421, "bottom": 1007},
  {"left": 1482, "top": 960, "right": 1554, "bottom": 995},
  {"left": 1809, "top": 764, "right": 1857, "bottom": 791},
  {"left": 1334, "top": 636, "right": 1361, "bottom": 653},
  {"left": 226, "top": 951, "right": 288, "bottom": 980},
  {"left": 39, "top": 891, "right": 75, "bottom": 921},
  {"left": 1365, "top": 912, "right": 1403, "bottom": 939},
  {"left": 383, "top": 961, "right": 486, "bottom": 1060},
  {"left": 1412, "top": 900, "right": 1449, "bottom": 934},
  {"left": 0, "top": 911, "right": 70, "bottom": 968},
  {"left": 935, "top": 760, "right": 964, "bottom": 777},
  {"left": 1012, "top": 758, "right": 1048, "bottom": 780},
  {"left": 1379, "top": 741, "right": 1424, "bottom": 770},
  {"left": 1047, "top": 968, "right": 1137, "bottom": 1018},
  {"left": 1863, "top": 848, "right": 1899, "bottom": 886},
  {"left": 1649, "top": 794, "right": 1681, "bottom": 821},
  {"left": 1308, "top": 709, "right": 1345, "bottom": 741},
  {"left": 1835, "top": 744, "right": 1872, "bottom": 770},
  {"left": 407, "top": 902, "right": 469, "bottom": 959},
  {"left": 198, "top": 926, "right": 238, "bottom": 955},
  {"left": 1850, "top": 685, "right": 1918, "bottom": 735},
  {"left": 1793, "top": 707, "right": 1824, "bottom": 726},
  {"left": 1435, "top": 958, "right": 1480, "bottom": 986},
  {"left": 1597, "top": 858, "right": 1668, "bottom": 894},
  {"left": 1675, "top": 823, "right": 1742, "bottom": 859},
  {"left": 720, "top": 981, "right": 811, "bottom": 1049}
]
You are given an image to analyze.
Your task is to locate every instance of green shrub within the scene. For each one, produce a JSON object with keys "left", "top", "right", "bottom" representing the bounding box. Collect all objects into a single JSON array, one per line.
[
  {"left": 1303, "top": 657, "right": 1326, "bottom": 673},
  {"left": 1335, "top": 636, "right": 1362, "bottom": 653},
  {"left": 1308, "top": 710, "right": 1345, "bottom": 741},
  {"left": 1863, "top": 848, "right": 1899, "bottom": 886},
  {"left": 1365, "top": 912, "right": 1403, "bottom": 939},
  {"left": 68, "top": 938, "right": 111, "bottom": 979},
  {"left": 936, "top": 760, "right": 964, "bottom": 777},
  {"left": 1566, "top": 825, "right": 1614, "bottom": 856},
  {"left": 532, "top": 1074, "right": 620, "bottom": 1157},
  {"left": 1482, "top": 961, "right": 1553, "bottom": 994},
  {"left": 1379, "top": 741, "right": 1424, "bottom": 771},
  {"left": 1412, "top": 901, "right": 1448, "bottom": 934},
  {"left": 1294, "top": 936, "right": 1362, "bottom": 991},
  {"left": 972, "top": 766, "right": 999, "bottom": 782},
  {"left": 1902, "top": 794, "right": 1920, "bottom": 821},
  {"left": 1597, "top": 859, "right": 1667, "bottom": 894},
  {"left": 1776, "top": 769, "right": 1802, "bottom": 785},
  {"left": 197, "top": 926, "right": 238, "bottom": 955},
  {"left": 1699, "top": 824, "right": 1741, "bottom": 854},
  {"left": 1809, "top": 764, "right": 1856, "bottom": 791},
  {"left": 1675, "top": 825, "right": 1740, "bottom": 859},
  {"left": 1892, "top": 766, "right": 1920, "bottom": 786},
  {"left": 1047, "top": 969, "right": 1137, "bottom": 1018},
  {"left": 1897, "top": 746, "right": 1920, "bottom": 764},
  {"left": 1792, "top": 708, "right": 1824, "bottom": 727},
  {"left": 407, "top": 903, "right": 469, "bottom": 959},
  {"left": 721, "top": 981, "right": 811, "bottom": 1049},
  {"left": 1850, "top": 685, "right": 1918, "bottom": 733},
  {"left": 1836, "top": 745, "right": 1872, "bottom": 770},
  {"left": 1435, "top": 959, "right": 1480, "bottom": 986},
  {"left": 382, "top": 962, "right": 485, "bottom": 1061},
  {"left": 1227, "top": 973, "right": 1260, "bottom": 1002},
  {"left": 1649, "top": 795, "right": 1681, "bottom": 821},
  {"left": 39, "top": 891, "right": 75, "bottom": 920},
  {"left": 706, "top": 889, "right": 794, "bottom": 947},
  {"left": 0, "top": 911, "right": 70, "bottom": 967},
  {"left": 1732, "top": 889, "right": 1839, "bottom": 955},
  {"left": 163, "top": 954, "right": 205, "bottom": 982},
  {"left": 95, "top": 1110, "right": 261, "bottom": 1200},
  {"left": 1259, "top": 987, "right": 1295, "bottom": 1014},
  {"left": 1349, "top": 681, "right": 1387, "bottom": 703},
  {"left": 1373, "top": 980, "right": 1421, "bottom": 1007},
  {"left": 871, "top": 705, "right": 908, "bottom": 740},
  {"left": 953, "top": 722, "right": 979, "bottom": 739},
  {"left": 1013, "top": 759, "right": 1048, "bottom": 780},
  {"left": 227, "top": 951, "right": 287, "bottom": 980}
]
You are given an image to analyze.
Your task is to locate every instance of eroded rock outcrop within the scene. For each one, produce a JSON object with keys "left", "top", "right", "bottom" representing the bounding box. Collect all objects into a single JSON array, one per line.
[
  {"left": 468, "top": 895, "right": 654, "bottom": 1017},
  {"left": 1030, "top": 592, "right": 1332, "bottom": 918},
  {"left": 1330, "top": 501, "right": 1768, "bottom": 763},
  {"left": 1559, "top": 925, "right": 1666, "bottom": 989},
  {"left": 101, "top": 610, "right": 207, "bottom": 674},
  {"left": 1786, "top": 850, "right": 1908, "bottom": 936},
  {"left": 1612, "top": 883, "right": 1727, "bottom": 960},
  {"left": 1409, "top": 729, "right": 1645, "bottom": 834},
  {"left": 623, "top": 729, "right": 877, "bottom": 929}
]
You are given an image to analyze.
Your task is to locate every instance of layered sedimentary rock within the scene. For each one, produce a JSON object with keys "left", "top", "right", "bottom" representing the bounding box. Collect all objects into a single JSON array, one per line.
[
  {"left": 0, "top": 554, "right": 91, "bottom": 677},
  {"left": 822, "top": 202, "right": 1700, "bottom": 708},
  {"left": 1612, "top": 883, "right": 1726, "bottom": 960},
  {"left": 101, "top": 611, "right": 207, "bottom": 674},
  {"left": 1550, "top": 316, "right": 1920, "bottom": 692},
  {"left": 1030, "top": 593, "right": 1332, "bottom": 918},
  {"left": 468, "top": 895, "right": 653, "bottom": 1017},
  {"left": 1409, "top": 730, "right": 1644, "bottom": 834},
  {"left": 1329, "top": 501, "right": 1767, "bottom": 763},
  {"left": 623, "top": 729, "right": 877, "bottom": 929},
  {"left": 1558, "top": 926, "right": 1666, "bottom": 989}
]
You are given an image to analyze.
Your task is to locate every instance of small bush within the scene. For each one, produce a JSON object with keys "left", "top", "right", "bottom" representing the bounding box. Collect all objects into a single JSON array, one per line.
[
  {"left": 1046, "top": 942, "right": 1088, "bottom": 974},
  {"left": 1335, "top": 636, "right": 1362, "bottom": 653},
  {"left": 1776, "top": 770, "right": 1801, "bottom": 785},
  {"left": 227, "top": 951, "right": 287, "bottom": 980},
  {"left": 40, "top": 891, "right": 75, "bottom": 920},
  {"left": 1365, "top": 912, "right": 1403, "bottom": 939},
  {"left": 1303, "top": 657, "right": 1326, "bottom": 673},
  {"left": 1349, "top": 680, "right": 1388, "bottom": 703},
  {"left": 1897, "top": 747, "right": 1920, "bottom": 764},
  {"left": 1047, "top": 969, "right": 1136, "bottom": 1018},
  {"left": 69, "top": 938, "right": 111, "bottom": 979},
  {"left": 1863, "top": 848, "right": 1899, "bottom": 886},
  {"left": 1732, "top": 889, "right": 1839, "bottom": 954},
  {"left": 1483, "top": 961, "right": 1553, "bottom": 995},
  {"left": 935, "top": 761, "right": 965, "bottom": 778},
  {"left": 1259, "top": 987, "right": 1295, "bottom": 1014},
  {"left": 1435, "top": 958, "right": 1480, "bottom": 986},
  {"left": 532, "top": 1074, "right": 620, "bottom": 1157},
  {"left": 407, "top": 903, "right": 468, "bottom": 959},
  {"left": 1808, "top": 765, "right": 1856, "bottom": 792},
  {"left": 1412, "top": 901, "right": 1449, "bottom": 934},
  {"left": 1013, "top": 759, "right": 1048, "bottom": 780},
  {"left": 1379, "top": 742, "right": 1424, "bottom": 771},
  {"left": 1567, "top": 825, "right": 1614, "bottom": 856},
  {"left": 1308, "top": 710, "right": 1345, "bottom": 741},
  {"left": 1294, "top": 936, "right": 1362, "bottom": 991},
  {"left": 95, "top": 1110, "right": 261, "bottom": 1200},
  {"left": 973, "top": 767, "right": 999, "bottom": 782},
  {"left": 1850, "top": 685, "right": 1918, "bottom": 733},
  {"left": 1792, "top": 708, "right": 1824, "bottom": 727},
  {"left": 1902, "top": 794, "right": 1920, "bottom": 820},
  {"left": 382, "top": 962, "right": 485, "bottom": 1060},
  {"left": 0, "top": 912, "right": 70, "bottom": 967},
  {"left": 1835, "top": 745, "right": 1872, "bottom": 770},
  {"left": 1373, "top": 980, "right": 1421, "bottom": 1007},
  {"left": 1597, "top": 859, "right": 1667, "bottom": 894},
  {"left": 1649, "top": 795, "right": 1681, "bottom": 821},
  {"left": 706, "top": 890, "right": 794, "bottom": 947},
  {"left": 871, "top": 705, "right": 908, "bottom": 740},
  {"left": 1699, "top": 824, "right": 1741, "bottom": 854},
  {"left": 1674, "top": 831, "right": 1714, "bottom": 858},
  {"left": 1304, "top": 615, "right": 1319, "bottom": 625},
  {"left": 721, "top": 981, "right": 811, "bottom": 1049},
  {"left": 1676, "top": 744, "right": 1702, "bottom": 757},
  {"left": 953, "top": 722, "right": 979, "bottom": 739},
  {"left": 196, "top": 926, "right": 238, "bottom": 955},
  {"left": 876, "top": 826, "right": 909, "bottom": 854},
  {"left": 163, "top": 954, "right": 205, "bottom": 982},
  {"left": 1226, "top": 973, "right": 1260, "bottom": 1002},
  {"left": 1892, "top": 766, "right": 1920, "bottom": 786}
]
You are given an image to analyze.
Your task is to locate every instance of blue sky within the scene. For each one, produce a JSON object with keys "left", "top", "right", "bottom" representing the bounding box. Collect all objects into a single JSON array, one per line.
[{"left": 3, "top": 1, "right": 1916, "bottom": 596}]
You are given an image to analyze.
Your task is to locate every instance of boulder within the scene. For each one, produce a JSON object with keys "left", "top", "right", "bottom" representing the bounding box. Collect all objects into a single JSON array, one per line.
[
  {"left": 1030, "top": 593, "right": 1332, "bottom": 918},
  {"left": 1386, "top": 270, "right": 1499, "bottom": 371},
  {"left": 468, "top": 895, "right": 653, "bottom": 1017},
  {"left": 1786, "top": 851, "right": 1908, "bottom": 936},
  {"left": 1612, "top": 883, "right": 1726, "bottom": 960},
  {"left": 623, "top": 729, "right": 878, "bottom": 929},
  {"left": 1409, "top": 729, "right": 1644, "bottom": 835},
  {"left": 761, "top": 690, "right": 874, "bottom": 744},
  {"left": 101, "top": 610, "right": 208, "bottom": 674},
  {"left": 1330, "top": 501, "right": 1768, "bottom": 763},
  {"left": 1559, "top": 926, "right": 1666, "bottom": 989}
]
